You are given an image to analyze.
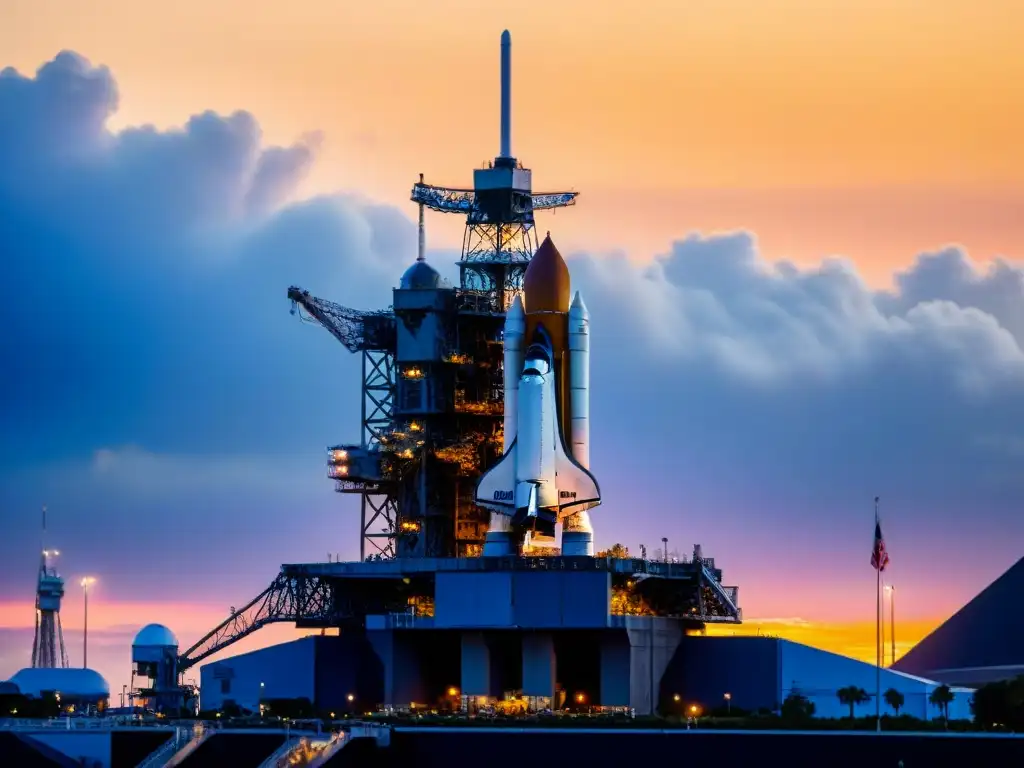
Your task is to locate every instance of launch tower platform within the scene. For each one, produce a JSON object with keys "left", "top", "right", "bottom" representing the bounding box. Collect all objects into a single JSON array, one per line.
[{"left": 178, "top": 551, "right": 740, "bottom": 715}]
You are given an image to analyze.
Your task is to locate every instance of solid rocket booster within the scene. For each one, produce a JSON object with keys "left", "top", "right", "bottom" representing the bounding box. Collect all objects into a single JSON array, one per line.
[
  {"left": 562, "top": 291, "right": 595, "bottom": 556},
  {"left": 568, "top": 292, "right": 590, "bottom": 468},
  {"left": 503, "top": 295, "right": 525, "bottom": 450}
]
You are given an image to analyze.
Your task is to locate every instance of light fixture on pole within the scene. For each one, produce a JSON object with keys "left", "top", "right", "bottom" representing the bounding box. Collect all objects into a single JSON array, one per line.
[{"left": 80, "top": 577, "right": 96, "bottom": 669}]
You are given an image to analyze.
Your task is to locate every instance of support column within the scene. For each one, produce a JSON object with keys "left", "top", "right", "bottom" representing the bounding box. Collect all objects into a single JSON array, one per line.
[
  {"left": 461, "top": 632, "right": 495, "bottom": 697},
  {"left": 521, "top": 633, "right": 556, "bottom": 699},
  {"left": 625, "top": 617, "right": 683, "bottom": 716},
  {"left": 367, "top": 629, "right": 425, "bottom": 707},
  {"left": 599, "top": 631, "right": 631, "bottom": 707}
]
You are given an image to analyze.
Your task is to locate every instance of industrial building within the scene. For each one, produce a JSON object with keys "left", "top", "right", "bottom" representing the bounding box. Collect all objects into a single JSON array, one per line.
[
  {"left": 893, "top": 556, "right": 1024, "bottom": 687},
  {"left": 199, "top": 635, "right": 381, "bottom": 714},
  {"left": 670, "top": 636, "right": 974, "bottom": 720}
]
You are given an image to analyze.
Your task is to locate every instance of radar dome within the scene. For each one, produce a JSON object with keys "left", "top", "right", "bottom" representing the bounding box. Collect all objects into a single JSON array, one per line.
[
  {"left": 400, "top": 259, "right": 443, "bottom": 290},
  {"left": 133, "top": 623, "right": 178, "bottom": 648}
]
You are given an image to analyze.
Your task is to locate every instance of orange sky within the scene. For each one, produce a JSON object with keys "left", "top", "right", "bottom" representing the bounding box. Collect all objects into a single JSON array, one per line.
[{"left": 2, "top": 0, "right": 1022, "bottom": 285}]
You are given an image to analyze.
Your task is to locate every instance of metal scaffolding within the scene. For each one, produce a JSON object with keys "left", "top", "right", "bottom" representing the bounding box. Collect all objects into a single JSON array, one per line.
[{"left": 288, "top": 288, "right": 399, "bottom": 559}]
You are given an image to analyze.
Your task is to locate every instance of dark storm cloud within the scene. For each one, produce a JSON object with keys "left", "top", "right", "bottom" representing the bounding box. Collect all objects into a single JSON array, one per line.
[{"left": 1, "top": 51, "right": 1022, "bottom": 611}]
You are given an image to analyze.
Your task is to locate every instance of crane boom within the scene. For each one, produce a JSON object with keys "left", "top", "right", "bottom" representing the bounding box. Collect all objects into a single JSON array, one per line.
[{"left": 287, "top": 286, "right": 396, "bottom": 354}]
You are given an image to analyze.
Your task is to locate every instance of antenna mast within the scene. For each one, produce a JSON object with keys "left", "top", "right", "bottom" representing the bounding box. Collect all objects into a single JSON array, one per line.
[{"left": 32, "top": 505, "right": 69, "bottom": 668}]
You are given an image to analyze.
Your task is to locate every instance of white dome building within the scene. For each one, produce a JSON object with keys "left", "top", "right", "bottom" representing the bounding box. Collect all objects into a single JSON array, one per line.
[
  {"left": 131, "top": 623, "right": 181, "bottom": 713},
  {"left": 9, "top": 667, "right": 110, "bottom": 712},
  {"left": 134, "top": 624, "right": 179, "bottom": 649}
]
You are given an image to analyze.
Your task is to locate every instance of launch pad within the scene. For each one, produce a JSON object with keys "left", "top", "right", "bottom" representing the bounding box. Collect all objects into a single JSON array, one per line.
[
  {"left": 180, "top": 551, "right": 741, "bottom": 715},
  {"left": 175, "top": 30, "right": 742, "bottom": 717}
]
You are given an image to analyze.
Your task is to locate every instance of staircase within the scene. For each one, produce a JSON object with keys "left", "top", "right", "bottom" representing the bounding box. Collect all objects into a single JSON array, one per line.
[
  {"left": 305, "top": 732, "right": 347, "bottom": 768},
  {"left": 136, "top": 723, "right": 209, "bottom": 768},
  {"left": 257, "top": 736, "right": 305, "bottom": 768}
]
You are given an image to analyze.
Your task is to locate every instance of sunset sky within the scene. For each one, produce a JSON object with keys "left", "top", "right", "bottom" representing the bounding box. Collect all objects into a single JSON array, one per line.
[{"left": 2, "top": 0, "right": 1023, "bottom": 700}]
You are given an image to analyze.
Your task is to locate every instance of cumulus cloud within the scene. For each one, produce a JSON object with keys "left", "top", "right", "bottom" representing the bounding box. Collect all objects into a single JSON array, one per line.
[
  {"left": 1, "top": 51, "right": 1022, "bottom": 626},
  {"left": 573, "top": 234, "right": 1024, "bottom": 390}
]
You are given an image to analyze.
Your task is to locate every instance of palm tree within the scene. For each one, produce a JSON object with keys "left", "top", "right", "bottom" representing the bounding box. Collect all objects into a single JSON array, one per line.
[
  {"left": 930, "top": 685, "right": 954, "bottom": 724},
  {"left": 836, "top": 686, "right": 870, "bottom": 719},
  {"left": 883, "top": 688, "right": 905, "bottom": 715}
]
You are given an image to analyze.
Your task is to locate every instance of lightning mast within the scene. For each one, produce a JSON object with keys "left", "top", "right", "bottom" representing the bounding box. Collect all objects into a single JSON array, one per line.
[
  {"left": 411, "top": 29, "right": 577, "bottom": 310},
  {"left": 32, "top": 506, "right": 69, "bottom": 669}
]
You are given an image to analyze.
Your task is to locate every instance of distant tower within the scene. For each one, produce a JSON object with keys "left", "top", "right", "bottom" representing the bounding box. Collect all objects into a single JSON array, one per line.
[{"left": 32, "top": 506, "right": 69, "bottom": 669}]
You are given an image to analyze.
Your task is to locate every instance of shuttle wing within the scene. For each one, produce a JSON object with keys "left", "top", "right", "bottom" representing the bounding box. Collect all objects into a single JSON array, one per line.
[
  {"left": 553, "top": 436, "right": 601, "bottom": 512},
  {"left": 475, "top": 438, "right": 518, "bottom": 511}
]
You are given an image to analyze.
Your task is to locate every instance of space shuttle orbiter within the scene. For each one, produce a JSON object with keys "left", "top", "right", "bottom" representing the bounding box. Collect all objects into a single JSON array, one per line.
[
  {"left": 475, "top": 234, "right": 601, "bottom": 555},
  {"left": 476, "top": 322, "right": 601, "bottom": 537}
]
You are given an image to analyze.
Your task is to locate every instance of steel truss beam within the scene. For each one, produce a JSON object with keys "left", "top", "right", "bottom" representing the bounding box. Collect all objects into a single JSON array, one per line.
[
  {"left": 177, "top": 572, "right": 337, "bottom": 672},
  {"left": 357, "top": 350, "right": 397, "bottom": 559}
]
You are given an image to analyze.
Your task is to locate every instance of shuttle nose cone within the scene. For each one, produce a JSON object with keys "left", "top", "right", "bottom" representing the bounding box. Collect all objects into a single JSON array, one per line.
[{"left": 524, "top": 233, "right": 570, "bottom": 313}]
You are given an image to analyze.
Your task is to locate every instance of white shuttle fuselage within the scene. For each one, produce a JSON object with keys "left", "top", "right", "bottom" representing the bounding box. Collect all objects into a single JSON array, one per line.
[{"left": 476, "top": 323, "right": 601, "bottom": 535}]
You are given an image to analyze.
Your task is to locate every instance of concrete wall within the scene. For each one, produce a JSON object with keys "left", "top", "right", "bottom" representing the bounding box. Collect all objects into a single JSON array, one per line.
[
  {"left": 314, "top": 634, "right": 384, "bottom": 713},
  {"left": 367, "top": 630, "right": 428, "bottom": 707},
  {"left": 599, "top": 633, "right": 631, "bottom": 707},
  {"left": 666, "top": 635, "right": 779, "bottom": 715},
  {"left": 24, "top": 731, "right": 110, "bottom": 766},
  {"left": 434, "top": 571, "right": 609, "bottom": 628},
  {"left": 624, "top": 617, "right": 685, "bottom": 716}
]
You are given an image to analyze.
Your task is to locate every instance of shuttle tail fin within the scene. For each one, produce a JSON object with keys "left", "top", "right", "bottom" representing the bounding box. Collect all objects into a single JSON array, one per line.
[{"left": 554, "top": 438, "right": 601, "bottom": 511}]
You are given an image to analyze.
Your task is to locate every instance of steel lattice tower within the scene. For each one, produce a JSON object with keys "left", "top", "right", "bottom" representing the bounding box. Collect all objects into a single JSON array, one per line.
[
  {"left": 32, "top": 506, "right": 69, "bottom": 669},
  {"left": 288, "top": 30, "right": 576, "bottom": 560}
]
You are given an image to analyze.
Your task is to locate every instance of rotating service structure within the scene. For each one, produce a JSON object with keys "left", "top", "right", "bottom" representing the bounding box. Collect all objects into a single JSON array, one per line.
[{"left": 288, "top": 29, "right": 577, "bottom": 560}]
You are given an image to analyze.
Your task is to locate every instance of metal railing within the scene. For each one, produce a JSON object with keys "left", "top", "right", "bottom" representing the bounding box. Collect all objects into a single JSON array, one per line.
[
  {"left": 137, "top": 724, "right": 206, "bottom": 768},
  {"left": 0, "top": 717, "right": 181, "bottom": 731},
  {"left": 305, "top": 732, "right": 347, "bottom": 768},
  {"left": 258, "top": 736, "right": 304, "bottom": 768}
]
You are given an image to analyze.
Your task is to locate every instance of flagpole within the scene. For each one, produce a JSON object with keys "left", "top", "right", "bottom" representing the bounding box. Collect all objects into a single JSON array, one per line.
[{"left": 875, "top": 496, "right": 881, "bottom": 733}]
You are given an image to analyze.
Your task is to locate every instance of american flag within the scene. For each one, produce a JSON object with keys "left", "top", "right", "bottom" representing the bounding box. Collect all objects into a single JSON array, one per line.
[{"left": 871, "top": 500, "right": 890, "bottom": 572}]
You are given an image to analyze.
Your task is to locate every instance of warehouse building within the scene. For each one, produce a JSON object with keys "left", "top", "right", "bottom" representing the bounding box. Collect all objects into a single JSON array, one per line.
[
  {"left": 200, "top": 635, "right": 382, "bottom": 715},
  {"left": 668, "top": 635, "right": 974, "bottom": 720}
]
